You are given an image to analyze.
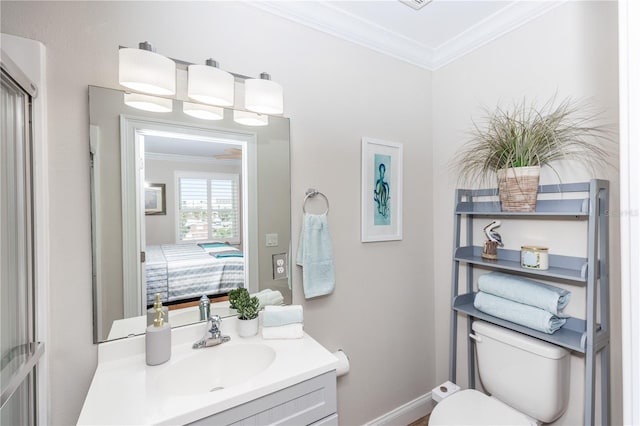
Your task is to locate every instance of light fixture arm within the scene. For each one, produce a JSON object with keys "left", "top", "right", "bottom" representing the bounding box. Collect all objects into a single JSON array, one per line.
[{"left": 137, "top": 41, "right": 155, "bottom": 52}]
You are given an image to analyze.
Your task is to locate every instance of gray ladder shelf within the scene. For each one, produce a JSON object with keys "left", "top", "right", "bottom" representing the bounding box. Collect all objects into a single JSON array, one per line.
[{"left": 449, "top": 180, "right": 610, "bottom": 426}]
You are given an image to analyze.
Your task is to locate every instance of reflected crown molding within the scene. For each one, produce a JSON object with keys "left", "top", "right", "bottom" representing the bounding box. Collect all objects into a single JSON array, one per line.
[{"left": 145, "top": 152, "right": 240, "bottom": 165}]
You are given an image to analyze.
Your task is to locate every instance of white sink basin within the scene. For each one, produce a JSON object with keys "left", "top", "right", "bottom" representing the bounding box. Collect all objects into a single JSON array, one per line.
[{"left": 154, "top": 343, "right": 276, "bottom": 396}]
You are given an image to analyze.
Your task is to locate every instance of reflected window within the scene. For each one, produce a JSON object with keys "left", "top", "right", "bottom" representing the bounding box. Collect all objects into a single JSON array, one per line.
[{"left": 177, "top": 172, "right": 240, "bottom": 243}]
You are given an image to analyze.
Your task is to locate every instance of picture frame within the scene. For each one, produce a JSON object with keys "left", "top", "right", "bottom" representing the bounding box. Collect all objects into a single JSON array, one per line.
[
  {"left": 361, "top": 137, "right": 403, "bottom": 242},
  {"left": 144, "top": 183, "right": 166, "bottom": 215}
]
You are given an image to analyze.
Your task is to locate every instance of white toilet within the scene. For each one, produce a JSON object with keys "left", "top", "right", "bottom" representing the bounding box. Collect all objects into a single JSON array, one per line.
[{"left": 429, "top": 321, "right": 570, "bottom": 425}]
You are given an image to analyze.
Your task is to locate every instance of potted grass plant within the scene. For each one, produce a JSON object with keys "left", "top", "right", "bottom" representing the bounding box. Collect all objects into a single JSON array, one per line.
[
  {"left": 453, "top": 97, "right": 611, "bottom": 211},
  {"left": 228, "top": 288, "right": 260, "bottom": 337}
]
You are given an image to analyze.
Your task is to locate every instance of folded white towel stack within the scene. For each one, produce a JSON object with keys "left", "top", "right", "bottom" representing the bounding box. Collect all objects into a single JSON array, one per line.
[
  {"left": 262, "top": 323, "right": 304, "bottom": 340},
  {"left": 261, "top": 304, "right": 304, "bottom": 339},
  {"left": 263, "top": 305, "right": 303, "bottom": 327}
]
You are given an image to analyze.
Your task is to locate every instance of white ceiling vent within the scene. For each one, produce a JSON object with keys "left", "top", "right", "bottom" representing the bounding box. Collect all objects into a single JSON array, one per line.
[{"left": 399, "top": 0, "right": 433, "bottom": 11}]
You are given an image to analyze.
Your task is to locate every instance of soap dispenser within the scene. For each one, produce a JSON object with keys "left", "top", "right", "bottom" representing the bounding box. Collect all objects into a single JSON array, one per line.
[
  {"left": 146, "top": 295, "right": 169, "bottom": 326},
  {"left": 146, "top": 294, "right": 171, "bottom": 366}
]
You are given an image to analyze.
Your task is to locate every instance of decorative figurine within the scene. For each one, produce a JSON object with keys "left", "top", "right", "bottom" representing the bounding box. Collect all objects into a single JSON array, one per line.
[{"left": 482, "top": 220, "right": 503, "bottom": 260}]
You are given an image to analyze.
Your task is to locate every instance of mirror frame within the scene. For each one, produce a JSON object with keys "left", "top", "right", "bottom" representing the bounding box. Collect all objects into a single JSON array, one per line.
[{"left": 89, "top": 85, "right": 292, "bottom": 343}]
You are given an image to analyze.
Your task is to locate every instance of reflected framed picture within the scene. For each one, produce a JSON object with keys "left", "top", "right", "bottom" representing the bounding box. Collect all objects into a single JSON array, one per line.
[
  {"left": 145, "top": 183, "right": 166, "bottom": 215},
  {"left": 361, "top": 137, "right": 403, "bottom": 242}
]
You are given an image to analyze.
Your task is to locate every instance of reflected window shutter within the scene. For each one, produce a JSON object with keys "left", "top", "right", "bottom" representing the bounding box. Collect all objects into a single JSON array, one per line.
[
  {"left": 177, "top": 173, "right": 240, "bottom": 242},
  {"left": 178, "top": 177, "right": 208, "bottom": 241},
  {"left": 210, "top": 176, "right": 239, "bottom": 240}
]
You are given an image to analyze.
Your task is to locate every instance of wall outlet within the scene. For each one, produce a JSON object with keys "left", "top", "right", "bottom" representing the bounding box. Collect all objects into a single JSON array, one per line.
[
  {"left": 272, "top": 253, "right": 288, "bottom": 280},
  {"left": 266, "top": 233, "right": 278, "bottom": 247}
]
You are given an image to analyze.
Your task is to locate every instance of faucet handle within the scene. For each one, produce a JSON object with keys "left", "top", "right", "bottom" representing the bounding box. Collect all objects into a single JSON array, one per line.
[{"left": 209, "top": 314, "right": 222, "bottom": 335}]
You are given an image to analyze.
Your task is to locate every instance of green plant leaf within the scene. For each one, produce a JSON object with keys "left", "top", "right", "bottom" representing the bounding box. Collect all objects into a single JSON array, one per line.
[{"left": 451, "top": 96, "right": 612, "bottom": 187}]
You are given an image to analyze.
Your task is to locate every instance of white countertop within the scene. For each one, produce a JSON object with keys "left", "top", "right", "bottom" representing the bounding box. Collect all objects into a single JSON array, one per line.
[
  {"left": 78, "top": 316, "right": 339, "bottom": 425},
  {"left": 107, "top": 302, "right": 234, "bottom": 340}
]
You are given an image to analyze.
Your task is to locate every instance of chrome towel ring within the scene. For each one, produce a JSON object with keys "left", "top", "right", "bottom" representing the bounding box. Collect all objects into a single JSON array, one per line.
[{"left": 303, "top": 188, "right": 329, "bottom": 215}]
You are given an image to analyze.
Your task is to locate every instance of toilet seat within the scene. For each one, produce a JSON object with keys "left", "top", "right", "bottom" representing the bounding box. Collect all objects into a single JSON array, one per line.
[{"left": 429, "top": 389, "right": 537, "bottom": 426}]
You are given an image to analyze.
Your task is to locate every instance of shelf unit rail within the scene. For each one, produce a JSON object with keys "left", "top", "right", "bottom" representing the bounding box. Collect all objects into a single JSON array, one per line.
[{"left": 448, "top": 179, "right": 610, "bottom": 426}]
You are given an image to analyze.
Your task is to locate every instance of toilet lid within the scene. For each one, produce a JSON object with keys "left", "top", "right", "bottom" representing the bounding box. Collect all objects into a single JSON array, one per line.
[{"left": 429, "top": 390, "right": 536, "bottom": 426}]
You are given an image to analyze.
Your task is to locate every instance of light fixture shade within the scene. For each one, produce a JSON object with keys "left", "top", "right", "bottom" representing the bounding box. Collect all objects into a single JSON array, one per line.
[
  {"left": 124, "top": 93, "right": 173, "bottom": 112},
  {"left": 119, "top": 47, "right": 176, "bottom": 96},
  {"left": 187, "top": 64, "right": 235, "bottom": 107},
  {"left": 233, "top": 110, "right": 269, "bottom": 126},
  {"left": 244, "top": 74, "right": 283, "bottom": 115},
  {"left": 183, "top": 102, "right": 224, "bottom": 120}
]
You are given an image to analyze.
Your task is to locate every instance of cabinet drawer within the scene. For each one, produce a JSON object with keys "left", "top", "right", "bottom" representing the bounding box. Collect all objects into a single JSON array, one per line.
[{"left": 189, "top": 371, "right": 337, "bottom": 426}]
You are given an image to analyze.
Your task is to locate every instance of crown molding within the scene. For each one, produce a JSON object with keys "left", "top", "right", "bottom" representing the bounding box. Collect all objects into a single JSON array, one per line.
[
  {"left": 247, "top": 1, "right": 565, "bottom": 71},
  {"left": 432, "top": 1, "right": 565, "bottom": 69},
  {"left": 248, "top": 1, "right": 434, "bottom": 69}
]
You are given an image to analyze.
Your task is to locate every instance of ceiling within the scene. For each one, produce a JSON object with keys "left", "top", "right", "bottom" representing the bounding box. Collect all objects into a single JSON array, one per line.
[
  {"left": 247, "top": 0, "right": 565, "bottom": 70},
  {"left": 145, "top": 133, "right": 242, "bottom": 163}
]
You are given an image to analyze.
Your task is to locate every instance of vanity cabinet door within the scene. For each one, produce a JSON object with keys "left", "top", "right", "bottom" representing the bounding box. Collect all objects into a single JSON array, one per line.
[{"left": 188, "top": 371, "right": 337, "bottom": 426}]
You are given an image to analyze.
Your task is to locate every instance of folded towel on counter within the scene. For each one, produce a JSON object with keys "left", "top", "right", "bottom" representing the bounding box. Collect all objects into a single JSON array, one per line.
[
  {"left": 251, "top": 289, "right": 284, "bottom": 309},
  {"left": 474, "top": 291, "right": 567, "bottom": 334},
  {"left": 261, "top": 323, "right": 304, "bottom": 340},
  {"left": 478, "top": 272, "right": 571, "bottom": 317},
  {"left": 263, "top": 305, "right": 303, "bottom": 327},
  {"left": 296, "top": 213, "right": 335, "bottom": 299}
]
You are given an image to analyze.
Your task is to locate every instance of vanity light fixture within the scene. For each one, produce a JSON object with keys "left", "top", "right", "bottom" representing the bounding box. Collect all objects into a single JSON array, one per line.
[
  {"left": 124, "top": 93, "right": 173, "bottom": 113},
  {"left": 187, "top": 59, "right": 235, "bottom": 107},
  {"left": 119, "top": 42, "right": 176, "bottom": 96},
  {"left": 119, "top": 43, "right": 284, "bottom": 118},
  {"left": 183, "top": 102, "right": 224, "bottom": 120},
  {"left": 233, "top": 110, "right": 269, "bottom": 126},
  {"left": 244, "top": 73, "right": 284, "bottom": 115}
]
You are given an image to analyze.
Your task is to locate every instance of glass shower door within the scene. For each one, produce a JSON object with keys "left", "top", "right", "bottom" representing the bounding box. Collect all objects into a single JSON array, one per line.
[{"left": 0, "top": 58, "right": 43, "bottom": 425}]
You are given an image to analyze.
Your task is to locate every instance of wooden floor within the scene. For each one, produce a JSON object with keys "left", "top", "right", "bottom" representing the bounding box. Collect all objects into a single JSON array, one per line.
[{"left": 408, "top": 414, "right": 430, "bottom": 426}]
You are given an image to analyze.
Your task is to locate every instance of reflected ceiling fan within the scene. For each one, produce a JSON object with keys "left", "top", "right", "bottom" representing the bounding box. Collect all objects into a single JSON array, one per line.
[{"left": 214, "top": 147, "right": 242, "bottom": 160}]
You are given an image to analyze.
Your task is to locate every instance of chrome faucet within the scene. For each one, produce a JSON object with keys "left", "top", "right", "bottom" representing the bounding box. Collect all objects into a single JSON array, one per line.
[{"left": 192, "top": 314, "right": 231, "bottom": 349}]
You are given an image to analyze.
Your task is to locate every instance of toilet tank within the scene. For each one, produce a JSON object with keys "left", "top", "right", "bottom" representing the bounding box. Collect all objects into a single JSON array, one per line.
[{"left": 472, "top": 321, "right": 570, "bottom": 423}]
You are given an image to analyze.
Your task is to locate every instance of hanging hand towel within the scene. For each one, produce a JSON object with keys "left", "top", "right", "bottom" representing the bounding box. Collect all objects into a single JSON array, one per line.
[{"left": 296, "top": 213, "right": 335, "bottom": 299}]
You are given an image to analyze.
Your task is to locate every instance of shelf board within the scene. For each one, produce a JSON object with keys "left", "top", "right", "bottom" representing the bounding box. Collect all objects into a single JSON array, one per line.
[
  {"left": 453, "top": 293, "right": 590, "bottom": 353},
  {"left": 454, "top": 246, "right": 589, "bottom": 283},
  {"left": 455, "top": 198, "right": 589, "bottom": 217}
]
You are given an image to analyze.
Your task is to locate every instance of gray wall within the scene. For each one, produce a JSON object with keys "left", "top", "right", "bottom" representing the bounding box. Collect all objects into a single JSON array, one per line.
[
  {"left": 0, "top": 1, "right": 620, "bottom": 425},
  {"left": 1, "top": 2, "right": 433, "bottom": 424}
]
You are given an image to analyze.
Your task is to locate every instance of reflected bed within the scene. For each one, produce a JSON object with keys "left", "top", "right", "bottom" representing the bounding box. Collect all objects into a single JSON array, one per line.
[{"left": 145, "top": 243, "right": 244, "bottom": 306}]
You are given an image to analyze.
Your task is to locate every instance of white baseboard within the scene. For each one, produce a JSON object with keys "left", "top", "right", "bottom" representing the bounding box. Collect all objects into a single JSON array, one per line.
[{"left": 365, "top": 392, "right": 434, "bottom": 426}]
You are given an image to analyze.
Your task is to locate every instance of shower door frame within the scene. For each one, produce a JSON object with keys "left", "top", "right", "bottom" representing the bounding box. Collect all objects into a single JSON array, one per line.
[{"left": 0, "top": 45, "right": 47, "bottom": 425}]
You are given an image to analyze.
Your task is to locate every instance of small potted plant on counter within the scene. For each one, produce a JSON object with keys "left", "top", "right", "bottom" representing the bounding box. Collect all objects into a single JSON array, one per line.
[{"left": 228, "top": 288, "right": 260, "bottom": 337}]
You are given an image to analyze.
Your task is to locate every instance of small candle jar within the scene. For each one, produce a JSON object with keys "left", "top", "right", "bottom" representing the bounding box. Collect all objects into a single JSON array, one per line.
[{"left": 521, "top": 246, "right": 549, "bottom": 270}]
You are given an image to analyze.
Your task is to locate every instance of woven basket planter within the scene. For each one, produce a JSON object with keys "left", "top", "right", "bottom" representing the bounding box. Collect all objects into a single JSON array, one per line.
[{"left": 497, "top": 166, "right": 540, "bottom": 212}]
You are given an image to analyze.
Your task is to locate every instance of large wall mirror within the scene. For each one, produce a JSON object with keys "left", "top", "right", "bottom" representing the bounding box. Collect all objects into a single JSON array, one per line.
[{"left": 89, "top": 85, "right": 291, "bottom": 343}]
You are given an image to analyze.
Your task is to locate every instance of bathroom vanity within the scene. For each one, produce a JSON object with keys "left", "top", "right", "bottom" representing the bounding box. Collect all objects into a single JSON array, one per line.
[{"left": 78, "top": 317, "right": 339, "bottom": 425}]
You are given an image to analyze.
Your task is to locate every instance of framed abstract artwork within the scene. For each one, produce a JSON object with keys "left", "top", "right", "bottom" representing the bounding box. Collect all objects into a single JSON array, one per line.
[{"left": 361, "top": 137, "right": 403, "bottom": 242}]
